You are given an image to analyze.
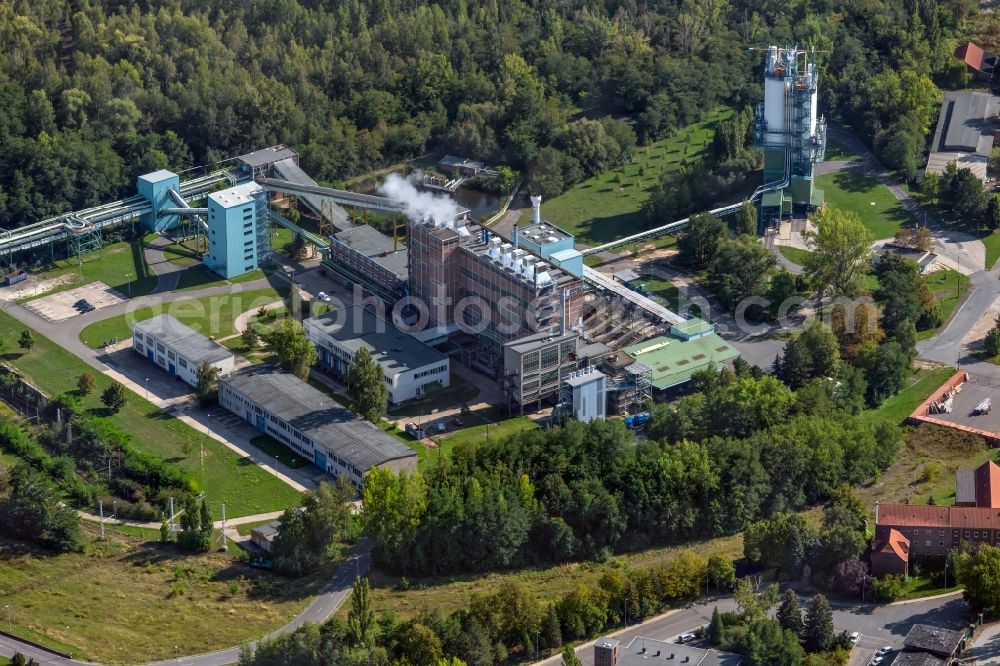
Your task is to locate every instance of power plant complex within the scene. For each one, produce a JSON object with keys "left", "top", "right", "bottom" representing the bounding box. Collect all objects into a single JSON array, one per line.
[{"left": 0, "top": 46, "right": 816, "bottom": 423}]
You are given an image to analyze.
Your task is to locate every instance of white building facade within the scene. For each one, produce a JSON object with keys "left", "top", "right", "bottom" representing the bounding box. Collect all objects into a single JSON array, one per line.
[{"left": 132, "top": 314, "right": 235, "bottom": 387}]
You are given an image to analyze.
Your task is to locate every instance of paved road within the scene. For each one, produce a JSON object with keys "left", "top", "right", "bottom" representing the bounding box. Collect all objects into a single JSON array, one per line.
[
  {"left": 0, "top": 540, "right": 371, "bottom": 666},
  {"left": 535, "top": 591, "right": 969, "bottom": 666},
  {"left": 143, "top": 234, "right": 187, "bottom": 293}
]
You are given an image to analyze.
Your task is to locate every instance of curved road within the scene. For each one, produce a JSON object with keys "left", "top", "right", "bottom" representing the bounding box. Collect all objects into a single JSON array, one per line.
[{"left": 0, "top": 140, "right": 991, "bottom": 663}]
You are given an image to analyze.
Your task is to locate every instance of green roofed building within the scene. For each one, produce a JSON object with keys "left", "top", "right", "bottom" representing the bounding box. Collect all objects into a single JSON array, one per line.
[{"left": 623, "top": 325, "right": 739, "bottom": 391}]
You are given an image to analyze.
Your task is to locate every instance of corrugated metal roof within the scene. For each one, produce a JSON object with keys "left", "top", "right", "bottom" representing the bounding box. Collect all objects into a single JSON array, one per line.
[
  {"left": 221, "top": 369, "right": 415, "bottom": 472},
  {"left": 133, "top": 314, "right": 234, "bottom": 365}
]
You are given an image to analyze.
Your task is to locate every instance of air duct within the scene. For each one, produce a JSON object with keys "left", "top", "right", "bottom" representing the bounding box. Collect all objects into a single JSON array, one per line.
[{"left": 531, "top": 194, "right": 542, "bottom": 225}]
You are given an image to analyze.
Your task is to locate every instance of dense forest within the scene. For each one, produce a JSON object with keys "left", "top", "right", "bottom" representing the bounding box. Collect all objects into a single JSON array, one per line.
[{"left": 0, "top": 0, "right": 974, "bottom": 229}]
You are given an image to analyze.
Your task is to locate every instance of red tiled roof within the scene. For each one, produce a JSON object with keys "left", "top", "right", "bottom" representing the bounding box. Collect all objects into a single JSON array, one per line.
[
  {"left": 872, "top": 528, "right": 909, "bottom": 560},
  {"left": 878, "top": 503, "right": 1000, "bottom": 529},
  {"left": 957, "top": 42, "right": 986, "bottom": 70},
  {"left": 975, "top": 460, "right": 1000, "bottom": 508}
]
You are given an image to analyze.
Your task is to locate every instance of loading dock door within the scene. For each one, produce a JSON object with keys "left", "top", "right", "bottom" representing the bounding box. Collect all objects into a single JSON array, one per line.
[
  {"left": 255, "top": 415, "right": 265, "bottom": 432},
  {"left": 314, "top": 450, "right": 327, "bottom": 471}
]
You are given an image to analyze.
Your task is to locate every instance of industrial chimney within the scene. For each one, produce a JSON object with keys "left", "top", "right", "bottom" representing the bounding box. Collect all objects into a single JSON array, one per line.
[{"left": 531, "top": 194, "right": 542, "bottom": 225}]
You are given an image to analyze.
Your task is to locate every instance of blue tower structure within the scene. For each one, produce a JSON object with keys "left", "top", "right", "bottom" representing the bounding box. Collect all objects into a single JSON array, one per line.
[
  {"left": 137, "top": 170, "right": 180, "bottom": 233},
  {"left": 205, "top": 182, "right": 268, "bottom": 279},
  {"left": 753, "top": 46, "right": 827, "bottom": 223}
]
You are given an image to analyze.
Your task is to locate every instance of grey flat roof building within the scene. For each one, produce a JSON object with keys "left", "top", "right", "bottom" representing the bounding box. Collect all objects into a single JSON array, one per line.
[
  {"left": 237, "top": 145, "right": 299, "bottom": 168},
  {"left": 134, "top": 314, "right": 233, "bottom": 365},
  {"left": 331, "top": 225, "right": 408, "bottom": 281},
  {"left": 306, "top": 305, "right": 447, "bottom": 379},
  {"left": 597, "top": 636, "right": 742, "bottom": 666},
  {"left": 220, "top": 368, "right": 416, "bottom": 475}
]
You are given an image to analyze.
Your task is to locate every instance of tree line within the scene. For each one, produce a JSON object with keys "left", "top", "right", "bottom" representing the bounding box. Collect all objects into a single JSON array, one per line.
[{"left": 363, "top": 373, "right": 900, "bottom": 576}]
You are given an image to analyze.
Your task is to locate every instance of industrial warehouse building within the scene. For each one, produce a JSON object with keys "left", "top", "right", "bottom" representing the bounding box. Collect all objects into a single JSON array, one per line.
[
  {"left": 219, "top": 368, "right": 417, "bottom": 489},
  {"left": 323, "top": 225, "right": 408, "bottom": 302},
  {"left": 304, "top": 305, "right": 450, "bottom": 404},
  {"left": 132, "top": 314, "right": 235, "bottom": 387}
]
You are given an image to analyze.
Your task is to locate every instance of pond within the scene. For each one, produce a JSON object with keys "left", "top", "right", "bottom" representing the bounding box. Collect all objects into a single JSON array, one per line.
[{"left": 449, "top": 187, "right": 502, "bottom": 222}]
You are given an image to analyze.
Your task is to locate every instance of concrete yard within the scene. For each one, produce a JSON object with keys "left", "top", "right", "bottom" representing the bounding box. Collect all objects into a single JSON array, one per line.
[
  {"left": 930, "top": 381, "right": 1000, "bottom": 434},
  {"left": 23, "top": 280, "right": 128, "bottom": 323}
]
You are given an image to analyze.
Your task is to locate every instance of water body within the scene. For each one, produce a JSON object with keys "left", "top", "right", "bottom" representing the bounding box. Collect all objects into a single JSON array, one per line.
[{"left": 449, "top": 187, "right": 501, "bottom": 222}]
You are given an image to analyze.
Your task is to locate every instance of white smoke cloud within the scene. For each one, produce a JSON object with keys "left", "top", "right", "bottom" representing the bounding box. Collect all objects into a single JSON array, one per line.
[{"left": 377, "top": 172, "right": 462, "bottom": 226}]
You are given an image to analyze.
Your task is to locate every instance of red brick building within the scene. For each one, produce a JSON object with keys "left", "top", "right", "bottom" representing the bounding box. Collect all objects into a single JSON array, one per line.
[
  {"left": 870, "top": 528, "right": 910, "bottom": 577},
  {"left": 872, "top": 461, "right": 1000, "bottom": 576}
]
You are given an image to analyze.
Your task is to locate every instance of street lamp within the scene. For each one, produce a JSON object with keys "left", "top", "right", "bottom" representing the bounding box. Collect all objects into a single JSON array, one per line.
[
  {"left": 5, "top": 604, "right": 10, "bottom": 633},
  {"left": 124, "top": 272, "right": 133, "bottom": 298},
  {"left": 144, "top": 377, "right": 150, "bottom": 401}
]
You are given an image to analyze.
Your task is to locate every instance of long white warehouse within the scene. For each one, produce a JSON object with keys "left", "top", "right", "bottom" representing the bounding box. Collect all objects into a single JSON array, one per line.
[{"left": 132, "top": 314, "right": 235, "bottom": 387}]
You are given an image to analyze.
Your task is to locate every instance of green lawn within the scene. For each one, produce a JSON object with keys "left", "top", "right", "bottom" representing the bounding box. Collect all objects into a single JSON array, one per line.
[
  {"left": 816, "top": 171, "right": 915, "bottom": 239},
  {"left": 858, "top": 366, "right": 957, "bottom": 427},
  {"left": 636, "top": 275, "right": 681, "bottom": 311},
  {"left": 175, "top": 265, "right": 266, "bottom": 291},
  {"left": 777, "top": 245, "right": 813, "bottom": 266},
  {"left": 979, "top": 231, "right": 1000, "bottom": 269},
  {"left": 21, "top": 238, "right": 157, "bottom": 302},
  {"left": 918, "top": 269, "right": 971, "bottom": 341},
  {"left": 250, "top": 434, "right": 311, "bottom": 469},
  {"left": 162, "top": 238, "right": 204, "bottom": 267},
  {"left": 898, "top": 574, "right": 963, "bottom": 601},
  {"left": 414, "top": 417, "right": 538, "bottom": 468},
  {"left": 0, "top": 310, "right": 301, "bottom": 518},
  {"left": 533, "top": 107, "right": 733, "bottom": 247},
  {"left": 823, "top": 139, "right": 860, "bottom": 162},
  {"left": 79, "top": 286, "right": 287, "bottom": 348}
]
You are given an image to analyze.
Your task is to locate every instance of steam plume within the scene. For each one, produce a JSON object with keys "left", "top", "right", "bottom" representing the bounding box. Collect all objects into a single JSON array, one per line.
[{"left": 378, "top": 173, "right": 462, "bottom": 226}]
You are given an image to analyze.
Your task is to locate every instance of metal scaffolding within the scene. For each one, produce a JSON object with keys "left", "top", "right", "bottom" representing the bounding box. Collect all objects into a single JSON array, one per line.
[{"left": 64, "top": 216, "right": 103, "bottom": 263}]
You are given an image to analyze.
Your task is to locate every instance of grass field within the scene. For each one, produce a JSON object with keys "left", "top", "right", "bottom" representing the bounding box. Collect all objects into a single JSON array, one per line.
[
  {"left": 917, "top": 269, "right": 971, "bottom": 341},
  {"left": 777, "top": 245, "right": 813, "bottom": 266},
  {"left": 414, "top": 417, "right": 538, "bottom": 468},
  {"left": 0, "top": 311, "right": 301, "bottom": 518},
  {"left": 79, "top": 286, "right": 287, "bottom": 347},
  {"left": 162, "top": 238, "right": 204, "bottom": 267},
  {"left": 816, "top": 171, "right": 915, "bottom": 239},
  {"left": 979, "top": 231, "right": 1000, "bottom": 269},
  {"left": 531, "top": 107, "right": 733, "bottom": 247},
  {"left": 0, "top": 526, "right": 333, "bottom": 663},
  {"left": 637, "top": 275, "right": 681, "bottom": 310},
  {"left": 823, "top": 139, "right": 860, "bottom": 162},
  {"left": 858, "top": 366, "right": 957, "bottom": 427},
  {"left": 21, "top": 239, "right": 157, "bottom": 302},
  {"left": 251, "top": 434, "right": 311, "bottom": 469},
  {"left": 176, "top": 264, "right": 267, "bottom": 292}
]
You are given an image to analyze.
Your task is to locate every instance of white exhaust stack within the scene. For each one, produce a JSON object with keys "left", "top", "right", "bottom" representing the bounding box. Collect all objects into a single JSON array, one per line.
[{"left": 531, "top": 195, "right": 542, "bottom": 225}]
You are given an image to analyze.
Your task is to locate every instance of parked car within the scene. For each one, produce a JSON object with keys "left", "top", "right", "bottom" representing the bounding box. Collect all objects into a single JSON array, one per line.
[
  {"left": 677, "top": 633, "right": 696, "bottom": 644},
  {"left": 436, "top": 421, "right": 447, "bottom": 433},
  {"left": 877, "top": 647, "right": 892, "bottom": 655},
  {"left": 317, "top": 291, "right": 331, "bottom": 302},
  {"left": 849, "top": 632, "right": 861, "bottom": 645}
]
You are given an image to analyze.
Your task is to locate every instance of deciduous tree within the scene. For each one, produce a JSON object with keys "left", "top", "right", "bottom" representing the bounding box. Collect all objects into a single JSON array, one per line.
[
  {"left": 347, "top": 347, "right": 388, "bottom": 423},
  {"left": 803, "top": 207, "right": 874, "bottom": 298},
  {"left": 100, "top": 380, "right": 128, "bottom": 413}
]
